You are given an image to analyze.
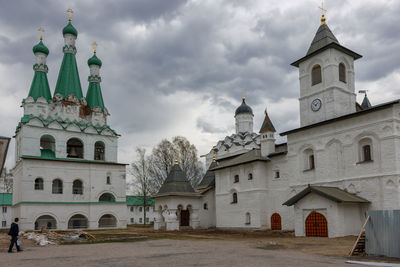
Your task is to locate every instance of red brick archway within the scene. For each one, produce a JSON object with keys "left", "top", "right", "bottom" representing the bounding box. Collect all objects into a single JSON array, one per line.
[
  {"left": 271, "top": 213, "right": 282, "bottom": 230},
  {"left": 305, "top": 211, "right": 328, "bottom": 237}
]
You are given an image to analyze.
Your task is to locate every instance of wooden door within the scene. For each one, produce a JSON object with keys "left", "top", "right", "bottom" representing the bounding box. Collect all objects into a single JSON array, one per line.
[
  {"left": 305, "top": 211, "right": 328, "bottom": 237},
  {"left": 271, "top": 213, "right": 282, "bottom": 230},
  {"left": 180, "top": 210, "right": 190, "bottom": 226}
]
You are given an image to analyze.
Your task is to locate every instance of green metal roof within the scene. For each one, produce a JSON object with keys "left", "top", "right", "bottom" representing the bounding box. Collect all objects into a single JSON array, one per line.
[
  {"left": 0, "top": 193, "right": 12, "bottom": 205},
  {"left": 33, "top": 40, "right": 49, "bottom": 55},
  {"left": 54, "top": 52, "right": 83, "bottom": 99},
  {"left": 40, "top": 149, "right": 55, "bottom": 159},
  {"left": 63, "top": 22, "right": 78, "bottom": 37},
  {"left": 86, "top": 80, "right": 105, "bottom": 110},
  {"left": 27, "top": 69, "right": 52, "bottom": 102},
  {"left": 126, "top": 196, "right": 155, "bottom": 206},
  {"left": 88, "top": 53, "right": 102, "bottom": 67}
]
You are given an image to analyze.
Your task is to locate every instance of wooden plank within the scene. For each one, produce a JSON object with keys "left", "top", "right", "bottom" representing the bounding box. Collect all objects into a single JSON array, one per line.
[{"left": 349, "top": 216, "right": 370, "bottom": 256}]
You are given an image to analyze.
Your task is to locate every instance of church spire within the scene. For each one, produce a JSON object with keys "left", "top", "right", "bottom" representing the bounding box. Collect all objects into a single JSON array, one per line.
[
  {"left": 86, "top": 42, "right": 105, "bottom": 110},
  {"left": 54, "top": 9, "right": 83, "bottom": 100},
  {"left": 27, "top": 27, "right": 52, "bottom": 102}
]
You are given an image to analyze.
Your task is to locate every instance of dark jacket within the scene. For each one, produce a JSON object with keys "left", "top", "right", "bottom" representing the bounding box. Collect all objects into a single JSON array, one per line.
[{"left": 8, "top": 222, "right": 19, "bottom": 237}]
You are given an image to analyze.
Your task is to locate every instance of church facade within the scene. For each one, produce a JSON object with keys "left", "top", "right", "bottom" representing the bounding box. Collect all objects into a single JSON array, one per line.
[
  {"left": 10, "top": 14, "right": 127, "bottom": 230},
  {"left": 155, "top": 14, "right": 400, "bottom": 237}
]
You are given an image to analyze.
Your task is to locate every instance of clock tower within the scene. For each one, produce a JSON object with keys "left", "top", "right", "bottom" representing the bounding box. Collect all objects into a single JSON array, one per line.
[{"left": 291, "top": 13, "right": 362, "bottom": 127}]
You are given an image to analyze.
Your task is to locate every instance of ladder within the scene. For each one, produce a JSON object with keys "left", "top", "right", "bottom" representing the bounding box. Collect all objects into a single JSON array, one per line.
[{"left": 349, "top": 216, "right": 370, "bottom": 256}]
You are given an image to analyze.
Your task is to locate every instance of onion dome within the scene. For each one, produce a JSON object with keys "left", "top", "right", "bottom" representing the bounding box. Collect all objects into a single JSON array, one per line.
[
  {"left": 32, "top": 41, "right": 49, "bottom": 55},
  {"left": 88, "top": 53, "right": 102, "bottom": 67},
  {"left": 63, "top": 22, "right": 78, "bottom": 37},
  {"left": 235, "top": 97, "right": 253, "bottom": 116}
]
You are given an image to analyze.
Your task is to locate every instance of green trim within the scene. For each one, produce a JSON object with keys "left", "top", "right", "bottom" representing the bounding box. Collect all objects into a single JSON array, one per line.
[
  {"left": 15, "top": 114, "right": 118, "bottom": 135},
  {"left": 54, "top": 52, "right": 83, "bottom": 100},
  {"left": 14, "top": 201, "right": 126, "bottom": 205},
  {"left": 28, "top": 69, "right": 52, "bottom": 102},
  {"left": 0, "top": 193, "right": 12, "bottom": 205},
  {"left": 21, "top": 155, "right": 127, "bottom": 165},
  {"left": 86, "top": 81, "right": 105, "bottom": 110}
]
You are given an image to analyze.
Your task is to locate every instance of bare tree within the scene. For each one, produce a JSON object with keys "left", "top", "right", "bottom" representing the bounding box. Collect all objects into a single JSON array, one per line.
[
  {"left": 0, "top": 168, "right": 12, "bottom": 193},
  {"left": 129, "top": 148, "right": 151, "bottom": 226},
  {"left": 148, "top": 136, "right": 204, "bottom": 191}
]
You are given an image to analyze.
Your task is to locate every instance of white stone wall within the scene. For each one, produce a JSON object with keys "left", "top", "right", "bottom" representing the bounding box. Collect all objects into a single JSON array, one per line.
[
  {"left": 235, "top": 113, "right": 254, "bottom": 133},
  {"left": 298, "top": 48, "right": 356, "bottom": 127},
  {"left": 15, "top": 124, "right": 118, "bottom": 163},
  {"left": 0, "top": 205, "right": 12, "bottom": 229},
  {"left": 198, "top": 188, "right": 216, "bottom": 228},
  {"left": 215, "top": 160, "right": 294, "bottom": 229},
  {"left": 127, "top": 205, "right": 157, "bottom": 224},
  {"left": 11, "top": 157, "right": 126, "bottom": 230}
]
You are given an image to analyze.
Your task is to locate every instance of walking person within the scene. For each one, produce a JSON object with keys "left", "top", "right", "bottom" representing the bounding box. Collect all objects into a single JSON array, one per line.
[{"left": 8, "top": 218, "right": 22, "bottom": 253}]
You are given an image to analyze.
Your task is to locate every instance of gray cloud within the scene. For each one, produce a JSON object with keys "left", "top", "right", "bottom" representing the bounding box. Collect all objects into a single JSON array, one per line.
[{"left": 1, "top": 0, "right": 400, "bottom": 168}]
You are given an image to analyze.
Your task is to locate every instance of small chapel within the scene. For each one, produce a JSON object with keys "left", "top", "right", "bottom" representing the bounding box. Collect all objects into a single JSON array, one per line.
[
  {"left": 155, "top": 12, "right": 400, "bottom": 237},
  {"left": 10, "top": 11, "right": 127, "bottom": 230}
]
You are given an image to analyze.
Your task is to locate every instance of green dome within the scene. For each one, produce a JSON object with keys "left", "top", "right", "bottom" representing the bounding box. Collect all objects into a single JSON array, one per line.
[
  {"left": 63, "top": 22, "right": 78, "bottom": 37},
  {"left": 88, "top": 53, "right": 102, "bottom": 67},
  {"left": 32, "top": 41, "right": 49, "bottom": 55}
]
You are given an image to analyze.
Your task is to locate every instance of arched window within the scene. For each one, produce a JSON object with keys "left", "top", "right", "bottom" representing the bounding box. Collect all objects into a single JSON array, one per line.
[
  {"left": 99, "top": 193, "right": 115, "bottom": 202},
  {"left": 304, "top": 148, "right": 315, "bottom": 170},
  {"left": 94, "top": 141, "right": 105, "bottom": 160},
  {"left": 359, "top": 138, "right": 373, "bottom": 162},
  {"left": 35, "top": 215, "right": 57, "bottom": 230},
  {"left": 311, "top": 64, "right": 322, "bottom": 86},
  {"left": 245, "top": 212, "right": 251, "bottom": 225},
  {"left": 339, "top": 62, "right": 346, "bottom": 83},
  {"left": 72, "top": 180, "right": 83, "bottom": 195},
  {"left": 203, "top": 203, "right": 208, "bottom": 210},
  {"left": 106, "top": 175, "right": 111, "bottom": 184},
  {"left": 68, "top": 214, "right": 88, "bottom": 229},
  {"left": 248, "top": 173, "right": 253, "bottom": 180},
  {"left": 234, "top": 175, "right": 239, "bottom": 183},
  {"left": 52, "top": 179, "right": 63, "bottom": 194},
  {"left": 34, "top": 177, "right": 44, "bottom": 190},
  {"left": 40, "top": 135, "right": 55, "bottom": 158},
  {"left": 67, "top": 138, "right": 84, "bottom": 158},
  {"left": 232, "top": 192, "right": 238, "bottom": 204},
  {"left": 98, "top": 214, "right": 117, "bottom": 228}
]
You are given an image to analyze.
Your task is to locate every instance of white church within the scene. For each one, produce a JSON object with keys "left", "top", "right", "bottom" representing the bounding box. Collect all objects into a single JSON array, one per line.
[
  {"left": 10, "top": 12, "right": 128, "bottom": 230},
  {"left": 154, "top": 13, "right": 400, "bottom": 237}
]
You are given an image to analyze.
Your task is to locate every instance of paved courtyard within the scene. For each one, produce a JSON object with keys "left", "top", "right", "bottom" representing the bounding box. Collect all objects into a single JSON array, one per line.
[{"left": 1, "top": 239, "right": 364, "bottom": 267}]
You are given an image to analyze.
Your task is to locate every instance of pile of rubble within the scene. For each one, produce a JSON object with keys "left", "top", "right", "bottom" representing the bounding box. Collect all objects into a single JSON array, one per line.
[{"left": 22, "top": 227, "right": 96, "bottom": 246}]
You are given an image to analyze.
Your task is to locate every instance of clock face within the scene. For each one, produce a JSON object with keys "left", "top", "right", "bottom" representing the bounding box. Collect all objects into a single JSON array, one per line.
[{"left": 311, "top": 99, "right": 322, "bottom": 112}]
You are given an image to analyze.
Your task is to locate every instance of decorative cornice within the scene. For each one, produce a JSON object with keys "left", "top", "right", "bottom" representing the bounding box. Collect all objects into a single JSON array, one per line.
[
  {"left": 88, "top": 75, "right": 101, "bottom": 83},
  {"left": 33, "top": 63, "right": 48, "bottom": 73},
  {"left": 63, "top": 45, "right": 77, "bottom": 54}
]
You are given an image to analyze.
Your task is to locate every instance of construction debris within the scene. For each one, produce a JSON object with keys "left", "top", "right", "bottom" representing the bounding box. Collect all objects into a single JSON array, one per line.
[{"left": 22, "top": 230, "right": 96, "bottom": 246}]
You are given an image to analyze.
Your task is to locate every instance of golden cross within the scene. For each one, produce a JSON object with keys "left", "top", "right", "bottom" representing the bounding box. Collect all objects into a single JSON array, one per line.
[
  {"left": 92, "top": 42, "right": 98, "bottom": 53},
  {"left": 38, "top": 27, "right": 44, "bottom": 41},
  {"left": 318, "top": 0, "right": 327, "bottom": 16},
  {"left": 67, "top": 8, "right": 73, "bottom": 22}
]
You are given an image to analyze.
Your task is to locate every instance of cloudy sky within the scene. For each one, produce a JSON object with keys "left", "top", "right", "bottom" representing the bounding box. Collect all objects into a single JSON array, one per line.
[{"left": 1, "top": 0, "right": 400, "bottom": 170}]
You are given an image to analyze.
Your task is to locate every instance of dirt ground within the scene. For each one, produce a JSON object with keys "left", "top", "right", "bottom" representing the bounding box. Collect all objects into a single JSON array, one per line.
[{"left": 0, "top": 226, "right": 396, "bottom": 266}]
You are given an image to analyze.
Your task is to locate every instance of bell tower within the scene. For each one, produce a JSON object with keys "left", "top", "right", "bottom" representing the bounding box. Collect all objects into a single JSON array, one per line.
[{"left": 291, "top": 10, "right": 362, "bottom": 127}]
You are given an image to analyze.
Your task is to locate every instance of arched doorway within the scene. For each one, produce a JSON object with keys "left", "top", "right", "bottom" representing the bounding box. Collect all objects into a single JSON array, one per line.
[
  {"left": 68, "top": 214, "right": 88, "bottom": 229},
  {"left": 271, "top": 213, "right": 282, "bottom": 230},
  {"left": 35, "top": 215, "right": 57, "bottom": 230},
  {"left": 305, "top": 211, "right": 328, "bottom": 237},
  {"left": 178, "top": 205, "right": 190, "bottom": 227},
  {"left": 98, "top": 214, "right": 117, "bottom": 228}
]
